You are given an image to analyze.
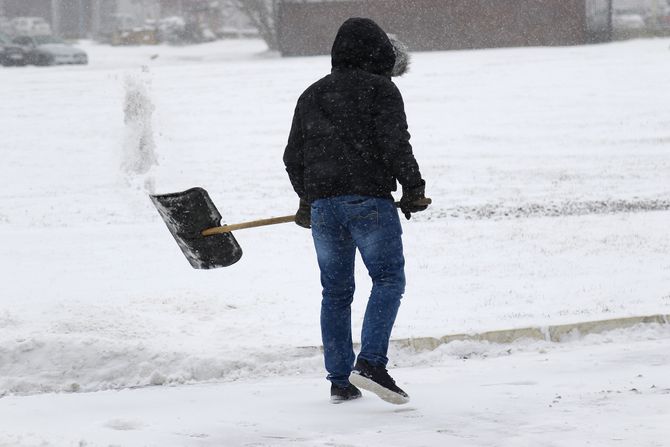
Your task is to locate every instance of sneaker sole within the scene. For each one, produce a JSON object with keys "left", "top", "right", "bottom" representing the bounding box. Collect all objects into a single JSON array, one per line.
[{"left": 349, "top": 372, "right": 410, "bottom": 405}]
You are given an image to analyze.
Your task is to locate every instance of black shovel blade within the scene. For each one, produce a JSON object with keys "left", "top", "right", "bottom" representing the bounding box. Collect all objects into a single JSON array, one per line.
[{"left": 150, "top": 187, "right": 242, "bottom": 269}]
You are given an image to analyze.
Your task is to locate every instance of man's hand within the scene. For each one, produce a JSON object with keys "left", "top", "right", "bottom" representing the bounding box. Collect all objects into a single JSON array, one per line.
[
  {"left": 295, "top": 198, "right": 311, "bottom": 228},
  {"left": 400, "top": 184, "right": 431, "bottom": 220}
]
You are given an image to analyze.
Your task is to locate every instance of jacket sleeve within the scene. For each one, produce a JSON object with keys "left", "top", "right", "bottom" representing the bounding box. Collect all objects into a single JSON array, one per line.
[
  {"left": 283, "top": 102, "right": 306, "bottom": 199},
  {"left": 374, "top": 81, "right": 424, "bottom": 191}
]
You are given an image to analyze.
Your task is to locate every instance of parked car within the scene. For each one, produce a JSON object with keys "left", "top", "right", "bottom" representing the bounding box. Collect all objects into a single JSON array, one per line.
[
  {"left": 653, "top": 1, "right": 670, "bottom": 28},
  {"left": 12, "top": 35, "right": 87, "bottom": 66},
  {"left": 612, "top": 13, "right": 647, "bottom": 30},
  {"left": 10, "top": 17, "right": 51, "bottom": 36},
  {"left": 0, "top": 17, "right": 13, "bottom": 35},
  {"left": 0, "top": 32, "right": 27, "bottom": 66}
]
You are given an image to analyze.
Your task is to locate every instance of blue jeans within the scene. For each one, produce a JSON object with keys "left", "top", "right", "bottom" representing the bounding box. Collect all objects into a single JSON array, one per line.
[{"left": 311, "top": 195, "right": 406, "bottom": 387}]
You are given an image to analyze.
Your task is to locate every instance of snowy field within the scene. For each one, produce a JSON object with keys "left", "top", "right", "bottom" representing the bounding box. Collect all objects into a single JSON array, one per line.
[{"left": 1, "top": 37, "right": 669, "bottom": 445}]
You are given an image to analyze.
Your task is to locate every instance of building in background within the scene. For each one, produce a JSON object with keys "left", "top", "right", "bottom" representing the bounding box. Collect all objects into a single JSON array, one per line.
[
  {"left": 276, "top": 0, "right": 614, "bottom": 57},
  {"left": 12, "top": 0, "right": 665, "bottom": 48}
]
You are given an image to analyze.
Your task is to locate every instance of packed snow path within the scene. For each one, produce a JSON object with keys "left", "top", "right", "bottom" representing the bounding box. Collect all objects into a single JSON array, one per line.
[{"left": 1, "top": 325, "right": 669, "bottom": 446}]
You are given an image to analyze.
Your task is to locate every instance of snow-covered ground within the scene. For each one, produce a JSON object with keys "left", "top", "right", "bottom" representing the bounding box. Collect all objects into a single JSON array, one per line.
[{"left": 1, "top": 37, "right": 669, "bottom": 444}]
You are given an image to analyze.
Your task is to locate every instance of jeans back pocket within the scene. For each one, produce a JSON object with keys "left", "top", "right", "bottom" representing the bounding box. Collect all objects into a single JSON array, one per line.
[{"left": 343, "top": 196, "right": 379, "bottom": 237}]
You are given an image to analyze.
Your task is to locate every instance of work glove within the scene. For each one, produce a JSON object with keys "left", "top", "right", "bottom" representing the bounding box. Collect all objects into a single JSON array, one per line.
[
  {"left": 294, "top": 198, "right": 311, "bottom": 229},
  {"left": 400, "top": 183, "right": 431, "bottom": 220}
]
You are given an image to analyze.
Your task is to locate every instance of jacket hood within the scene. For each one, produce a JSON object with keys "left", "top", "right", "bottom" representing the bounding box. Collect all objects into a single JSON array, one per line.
[{"left": 331, "top": 17, "right": 400, "bottom": 77}]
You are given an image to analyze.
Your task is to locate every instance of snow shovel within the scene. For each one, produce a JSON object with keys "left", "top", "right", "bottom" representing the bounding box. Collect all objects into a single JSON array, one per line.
[
  {"left": 150, "top": 187, "right": 295, "bottom": 269},
  {"left": 151, "top": 187, "right": 432, "bottom": 270}
]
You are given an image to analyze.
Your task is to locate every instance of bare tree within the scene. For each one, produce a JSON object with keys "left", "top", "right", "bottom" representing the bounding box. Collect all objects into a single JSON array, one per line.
[{"left": 232, "top": 0, "right": 279, "bottom": 51}]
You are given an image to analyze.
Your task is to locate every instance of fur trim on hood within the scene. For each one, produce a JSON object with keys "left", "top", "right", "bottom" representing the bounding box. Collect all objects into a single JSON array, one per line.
[{"left": 388, "top": 34, "right": 410, "bottom": 77}]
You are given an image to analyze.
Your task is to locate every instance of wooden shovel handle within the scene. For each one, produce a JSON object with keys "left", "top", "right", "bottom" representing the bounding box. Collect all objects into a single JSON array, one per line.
[
  {"left": 201, "top": 198, "right": 433, "bottom": 236},
  {"left": 202, "top": 215, "right": 296, "bottom": 236}
]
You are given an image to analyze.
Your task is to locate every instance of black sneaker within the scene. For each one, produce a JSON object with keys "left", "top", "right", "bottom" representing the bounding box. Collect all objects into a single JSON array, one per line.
[
  {"left": 349, "top": 359, "right": 410, "bottom": 405},
  {"left": 330, "top": 382, "right": 362, "bottom": 404}
]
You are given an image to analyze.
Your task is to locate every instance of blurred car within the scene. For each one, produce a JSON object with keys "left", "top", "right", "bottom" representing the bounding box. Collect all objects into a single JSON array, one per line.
[
  {"left": 10, "top": 17, "right": 51, "bottom": 36},
  {"left": 612, "top": 13, "right": 646, "bottom": 30},
  {"left": 0, "top": 32, "right": 27, "bottom": 66},
  {"left": 655, "top": 2, "right": 670, "bottom": 28},
  {"left": 12, "top": 35, "right": 87, "bottom": 66},
  {"left": 0, "top": 17, "right": 13, "bottom": 35}
]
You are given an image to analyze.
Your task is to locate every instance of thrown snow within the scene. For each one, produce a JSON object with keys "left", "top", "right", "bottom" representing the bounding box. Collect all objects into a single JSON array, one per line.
[{"left": 122, "top": 70, "right": 158, "bottom": 178}]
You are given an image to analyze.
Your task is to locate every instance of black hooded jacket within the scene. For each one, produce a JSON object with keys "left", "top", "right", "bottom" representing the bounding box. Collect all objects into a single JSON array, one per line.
[{"left": 283, "top": 18, "right": 424, "bottom": 203}]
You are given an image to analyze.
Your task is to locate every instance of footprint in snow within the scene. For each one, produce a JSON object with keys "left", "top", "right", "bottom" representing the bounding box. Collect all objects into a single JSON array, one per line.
[{"left": 104, "top": 418, "right": 145, "bottom": 431}]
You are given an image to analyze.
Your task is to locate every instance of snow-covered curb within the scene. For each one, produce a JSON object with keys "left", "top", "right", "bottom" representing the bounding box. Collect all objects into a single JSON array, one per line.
[{"left": 394, "top": 314, "right": 670, "bottom": 351}]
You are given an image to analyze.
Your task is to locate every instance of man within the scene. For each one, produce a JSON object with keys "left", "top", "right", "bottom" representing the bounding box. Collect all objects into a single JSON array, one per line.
[{"left": 283, "top": 17, "right": 429, "bottom": 405}]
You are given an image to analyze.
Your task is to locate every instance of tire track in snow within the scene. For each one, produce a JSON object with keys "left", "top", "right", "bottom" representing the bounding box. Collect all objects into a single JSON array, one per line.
[{"left": 428, "top": 198, "right": 670, "bottom": 220}]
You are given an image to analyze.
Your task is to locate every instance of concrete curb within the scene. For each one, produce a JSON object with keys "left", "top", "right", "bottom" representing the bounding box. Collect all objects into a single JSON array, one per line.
[{"left": 391, "top": 314, "right": 670, "bottom": 352}]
